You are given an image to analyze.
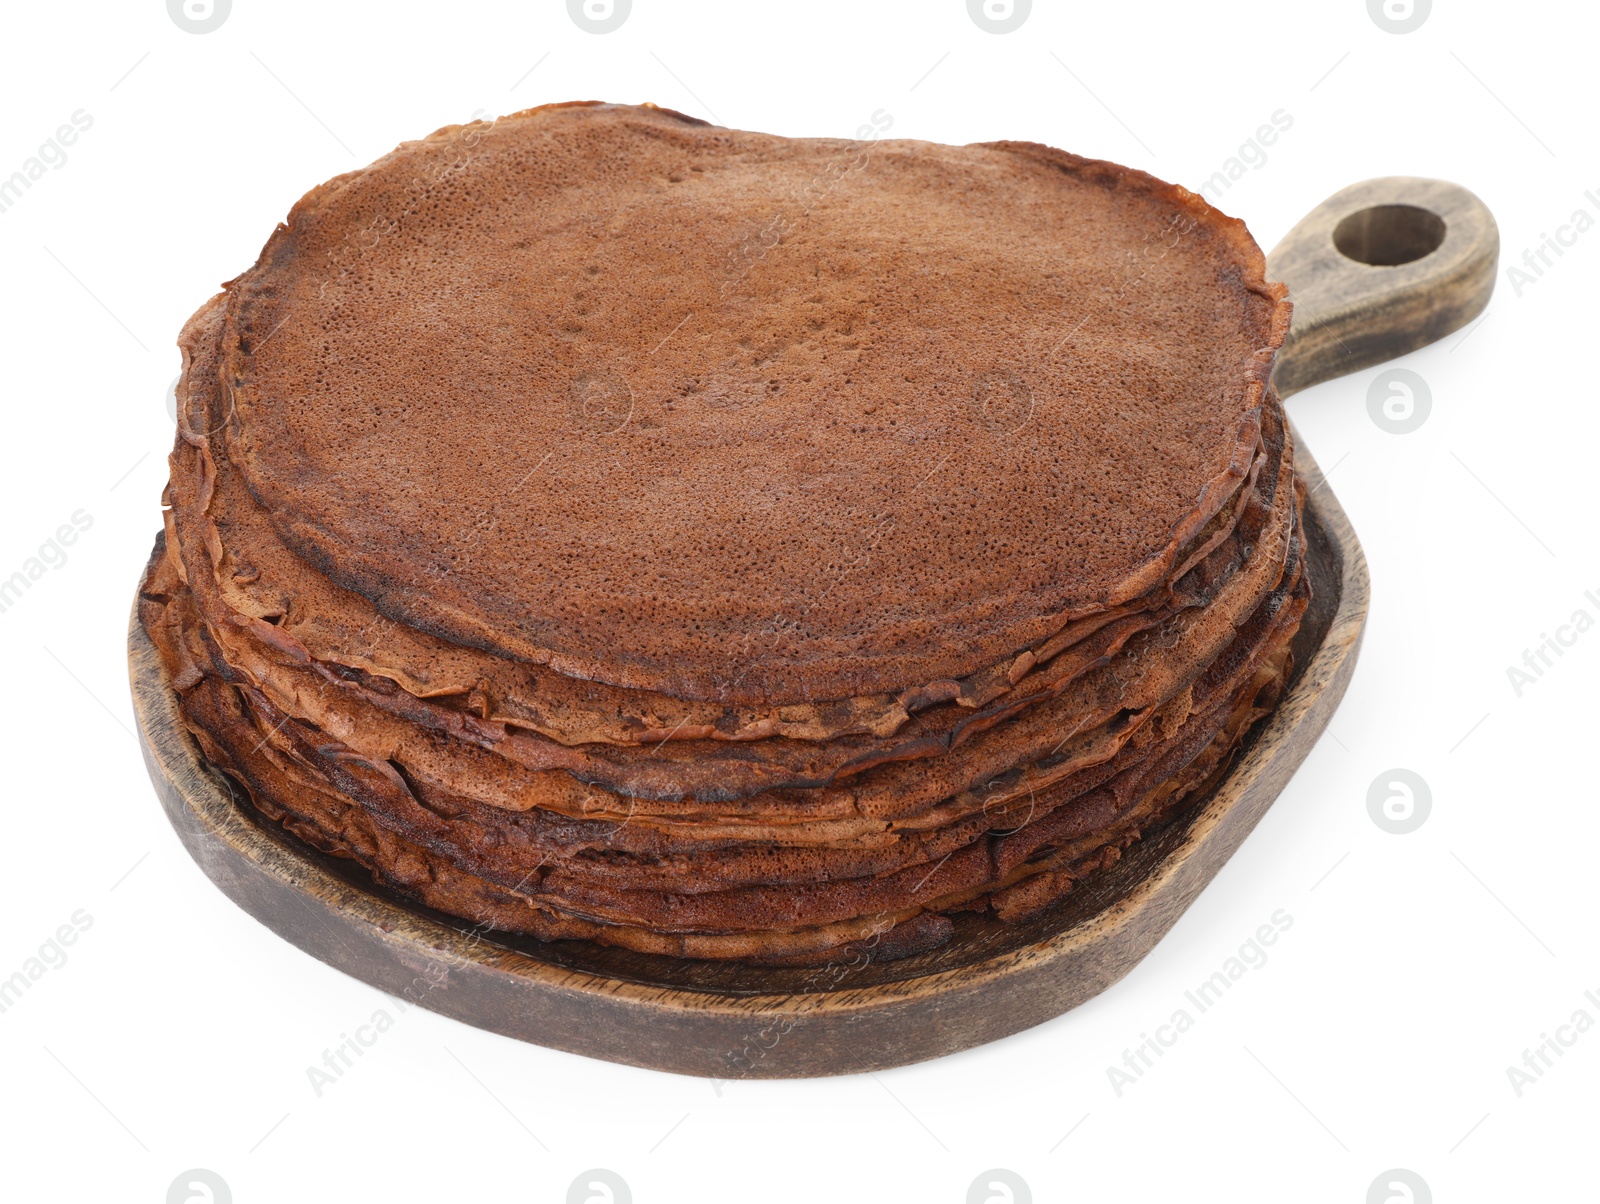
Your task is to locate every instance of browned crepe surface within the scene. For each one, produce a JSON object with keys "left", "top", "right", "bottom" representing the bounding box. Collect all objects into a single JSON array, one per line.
[
  {"left": 146, "top": 103, "right": 1309, "bottom": 964},
  {"left": 216, "top": 101, "right": 1290, "bottom": 703},
  {"left": 170, "top": 298, "right": 1295, "bottom": 818}
]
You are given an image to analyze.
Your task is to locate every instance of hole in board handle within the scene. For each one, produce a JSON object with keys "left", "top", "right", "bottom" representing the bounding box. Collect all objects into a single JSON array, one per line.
[{"left": 1332, "top": 204, "right": 1447, "bottom": 266}]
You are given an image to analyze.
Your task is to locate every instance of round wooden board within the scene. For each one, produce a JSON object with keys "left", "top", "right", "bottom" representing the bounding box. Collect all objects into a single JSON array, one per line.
[{"left": 129, "top": 432, "right": 1367, "bottom": 1079}]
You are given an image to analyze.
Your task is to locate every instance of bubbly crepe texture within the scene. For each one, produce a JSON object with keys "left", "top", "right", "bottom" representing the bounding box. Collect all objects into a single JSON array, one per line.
[
  {"left": 144, "top": 102, "right": 1305, "bottom": 964},
  {"left": 217, "top": 100, "right": 1288, "bottom": 702}
]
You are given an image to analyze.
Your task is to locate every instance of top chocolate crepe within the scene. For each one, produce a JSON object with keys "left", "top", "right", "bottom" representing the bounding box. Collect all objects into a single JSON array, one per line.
[{"left": 217, "top": 101, "right": 1290, "bottom": 703}]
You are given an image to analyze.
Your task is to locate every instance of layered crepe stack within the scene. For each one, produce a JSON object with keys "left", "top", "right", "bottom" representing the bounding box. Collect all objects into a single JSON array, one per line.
[{"left": 141, "top": 103, "right": 1307, "bottom": 965}]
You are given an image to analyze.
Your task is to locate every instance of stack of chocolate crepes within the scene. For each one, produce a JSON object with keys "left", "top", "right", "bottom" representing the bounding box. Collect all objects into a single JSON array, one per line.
[{"left": 141, "top": 102, "right": 1308, "bottom": 965}]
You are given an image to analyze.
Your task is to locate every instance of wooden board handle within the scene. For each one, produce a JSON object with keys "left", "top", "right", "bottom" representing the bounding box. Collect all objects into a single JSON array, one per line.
[{"left": 1266, "top": 177, "right": 1498, "bottom": 398}]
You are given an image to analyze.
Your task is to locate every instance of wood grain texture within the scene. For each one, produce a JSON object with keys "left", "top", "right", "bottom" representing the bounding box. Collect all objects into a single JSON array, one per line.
[
  {"left": 129, "top": 432, "right": 1366, "bottom": 1078},
  {"left": 1267, "top": 176, "right": 1498, "bottom": 398}
]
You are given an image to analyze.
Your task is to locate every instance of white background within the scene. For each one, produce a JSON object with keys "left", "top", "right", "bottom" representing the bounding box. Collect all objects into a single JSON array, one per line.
[{"left": 0, "top": 1, "right": 1594, "bottom": 1200}]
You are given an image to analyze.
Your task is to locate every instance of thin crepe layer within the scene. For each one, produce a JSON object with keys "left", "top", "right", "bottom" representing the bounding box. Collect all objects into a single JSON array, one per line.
[
  {"left": 215, "top": 101, "right": 1292, "bottom": 703},
  {"left": 169, "top": 301, "right": 1298, "bottom": 816},
  {"left": 141, "top": 529, "right": 1304, "bottom": 946},
  {"left": 173, "top": 295, "right": 1274, "bottom": 760},
  {"left": 143, "top": 547, "right": 1299, "bottom": 959},
  {"left": 173, "top": 451, "right": 1296, "bottom": 836}
]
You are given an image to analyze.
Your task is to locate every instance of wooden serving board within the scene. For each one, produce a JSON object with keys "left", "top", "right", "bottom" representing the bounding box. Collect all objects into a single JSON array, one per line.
[{"left": 130, "top": 178, "right": 1493, "bottom": 1077}]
